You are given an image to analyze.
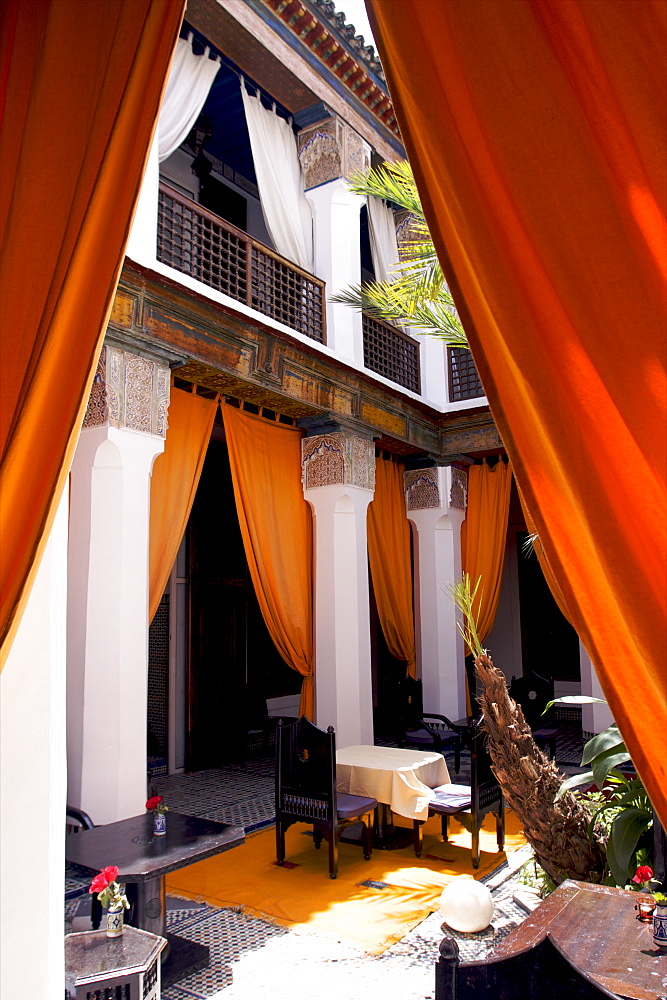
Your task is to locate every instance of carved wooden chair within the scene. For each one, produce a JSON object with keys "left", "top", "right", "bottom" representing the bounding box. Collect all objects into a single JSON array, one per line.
[
  {"left": 275, "top": 716, "right": 377, "bottom": 879},
  {"left": 413, "top": 722, "right": 504, "bottom": 868},
  {"left": 435, "top": 932, "right": 619, "bottom": 999},
  {"left": 399, "top": 678, "right": 465, "bottom": 773}
]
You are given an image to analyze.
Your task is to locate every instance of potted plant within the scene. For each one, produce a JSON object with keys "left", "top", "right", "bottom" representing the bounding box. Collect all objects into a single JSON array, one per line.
[{"left": 89, "top": 865, "right": 129, "bottom": 938}]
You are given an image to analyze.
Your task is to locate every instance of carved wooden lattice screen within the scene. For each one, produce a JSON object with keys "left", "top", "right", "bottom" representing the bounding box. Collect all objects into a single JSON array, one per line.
[
  {"left": 157, "top": 184, "right": 325, "bottom": 343},
  {"left": 362, "top": 314, "right": 421, "bottom": 393},
  {"left": 448, "top": 346, "right": 485, "bottom": 401}
]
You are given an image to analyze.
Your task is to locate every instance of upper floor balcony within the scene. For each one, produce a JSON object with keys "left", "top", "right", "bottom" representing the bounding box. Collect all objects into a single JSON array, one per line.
[
  {"left": 158, "top": 182, "right": 326, "bottom": 345},
  {"left": 155, "top": 183, "right": 484, "bottom": 403}
]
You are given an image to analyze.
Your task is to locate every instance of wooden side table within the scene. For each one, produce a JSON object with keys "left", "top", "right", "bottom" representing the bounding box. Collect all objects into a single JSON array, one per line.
[{"left": 65, "top": 925, "right": 166, "bottom": 1000}]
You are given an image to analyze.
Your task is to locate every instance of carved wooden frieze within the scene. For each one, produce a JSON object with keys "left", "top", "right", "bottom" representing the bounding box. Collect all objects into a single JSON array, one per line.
[
  {"left": 83, "top": 346, "right": 170, "bottom": 438},
  {"left": 302, "top": 431, "right": 375, "bottom": 491}
]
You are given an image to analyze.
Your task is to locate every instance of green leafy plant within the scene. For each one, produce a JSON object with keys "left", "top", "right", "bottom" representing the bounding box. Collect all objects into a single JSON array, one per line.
[
  {"left": 332, "top": 160, "right": 468, "bottom": 347},
  {"left": 550, "top": 696, "right": 653, "bottom": 887},
  {"left": 519, "top": 856, "right": 558, "bottom": 898}
]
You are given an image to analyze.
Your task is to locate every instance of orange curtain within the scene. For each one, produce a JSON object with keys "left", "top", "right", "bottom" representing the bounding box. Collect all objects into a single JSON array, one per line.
[
  {"left": 149, "top": 388, "right": 218, "bottom": 622},
  {"left": 221, "top": 403, "right": 314, "bottom": 718},
  {"left": 0, "top": 0, "right": 185, "bottom": 666},
  {"left": 461, "top": 461, "right": 513, "bottom": 647},
  {"left": 367, "top": 457, "right": 416, "bottom": 678},
  {"left": 367, "top": 0, "right": 667, "bottom": 825},
  {"left": 517, "top": 487, "right": 572, "bottom": 626}
]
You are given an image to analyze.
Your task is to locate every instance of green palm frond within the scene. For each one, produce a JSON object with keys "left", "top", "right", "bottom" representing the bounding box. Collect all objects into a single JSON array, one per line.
[
  {"left": 448, "top": 574, "right": 485, "bottom": 658},
  {"left": 346, "top": 160, "right": 423, "bottom": 216},
  {"left": 333, "top": 159, "right": 469, "bottom": 349},
  {"left": 332, "top": 282, "right": 468, "bottom": 346}
]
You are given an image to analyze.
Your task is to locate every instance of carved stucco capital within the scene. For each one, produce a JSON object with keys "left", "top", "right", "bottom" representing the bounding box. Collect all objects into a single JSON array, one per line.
[
  {"left": 403, "top": 466, "right": 468, "bottom": 513},
  {"left": 449, "top": 467, "right": 468, "bottom": 512},
  {"left": 302, "top": 431, "right": 375, "bottom": 492},
  {"left": 83, "top": 346, "right": 170, "bottom": 438},
  {"left": 298, "top": 114, "right": 370, "bottom": 189}
]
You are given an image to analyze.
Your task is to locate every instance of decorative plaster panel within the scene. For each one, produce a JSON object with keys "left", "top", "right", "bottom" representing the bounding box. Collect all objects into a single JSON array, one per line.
[
  {"left": 298, "top": 114, "right": 370, "bottom": 188},
  {"left": 82, "top": 346, "right": 170, "bottom": 438},
  {"left": 404, "top": 469, "right": 440, "bottom": 510},
  {"left": 83, "top": 352, "right": 108, "bottom": 429},
  {"left": 449, "top": 468, "right": 468, "bottom": 511},
  {"left": 298, "top": 128, "right": 342, "bottom": 189},
  {"left": 302, "top": 431, "right": 375, "bottom": 491}
]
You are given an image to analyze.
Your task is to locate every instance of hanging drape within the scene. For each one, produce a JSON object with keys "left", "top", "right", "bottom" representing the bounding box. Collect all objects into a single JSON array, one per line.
[
  {"left": 517, "top": 487, "right": 572, "bottom": 627},
  {"left": 158, "top": 33, "right": 221, "bottom": 163},
  {"left": 367, "top": 457, "right": 416, "bottom": 678},
  {"left": 221, "top": 403, "right": 314, "bottom": 718},
  {"left": 240, "top": 84, "right": 313, "bottom": 271},
  {"left": 149, "top": 388, "right": 218, "bottom": 622},
  {"left": 0, "top": 0, "right": 185, "bottom": 667},
  {"left": 368, "top": 196, "right": 399, "bottom": 283},
  {"left": 367, "top": 0, "right": 667, "bottom": 825},
  {"left": 461, "top": 462, "right": 513, "bottom": 648}
]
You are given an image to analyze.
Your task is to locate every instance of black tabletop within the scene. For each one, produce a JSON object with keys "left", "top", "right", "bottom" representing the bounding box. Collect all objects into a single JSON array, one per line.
[{"left": 66, "top": 811, "right": 245, "bottom": 882}]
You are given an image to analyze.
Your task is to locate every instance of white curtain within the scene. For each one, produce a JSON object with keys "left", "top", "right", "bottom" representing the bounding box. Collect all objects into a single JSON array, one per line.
[
  {"left": 158, "top": 34, "right": 221, "bottom": 163},
  {"left": 368, "top": 195, "right": 399, "bottom": 283},
  {"left": 240, "top": 84, "right": 313, "bottom": 271}
]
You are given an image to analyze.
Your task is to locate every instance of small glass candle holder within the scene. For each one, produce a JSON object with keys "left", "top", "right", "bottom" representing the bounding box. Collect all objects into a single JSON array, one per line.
[{"left": 635, "top": 896, "right": 655, "bottom": 922}]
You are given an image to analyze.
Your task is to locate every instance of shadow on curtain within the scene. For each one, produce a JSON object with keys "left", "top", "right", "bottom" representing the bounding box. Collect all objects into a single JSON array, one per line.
[
  {"left": 221, "top": 403, "right": 314, "bottom": 718},
  {"left": 149, "top": 387, "right": 218, "bottom": 622},
  {"left": 0, "top": 0, "right": 185, "bottom": 666},
  {"left": 367, "top": 0, "right": 667, "bottom": 825},
  {"left": 368, "top": 456, "right": 416, "bottom": 679}
]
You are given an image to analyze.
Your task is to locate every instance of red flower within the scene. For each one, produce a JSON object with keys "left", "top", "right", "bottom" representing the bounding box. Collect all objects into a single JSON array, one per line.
[
  {"left": 146, "top": 795, "right": 163, "bottom": 811},
  {"left": 632, "top": 865, "right": 654, "bottom": 884},
  {"left": 89, "top": 865, "right": 119, "bottom": 894}
]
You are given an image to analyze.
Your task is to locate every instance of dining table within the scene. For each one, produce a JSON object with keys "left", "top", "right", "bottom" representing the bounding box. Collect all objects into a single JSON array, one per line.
[
  {"left": 66, "top": 811, "right": 245, "bottom": 986},
  {"left": 336, "top": 744, "right": 451, "bottom": 847}
]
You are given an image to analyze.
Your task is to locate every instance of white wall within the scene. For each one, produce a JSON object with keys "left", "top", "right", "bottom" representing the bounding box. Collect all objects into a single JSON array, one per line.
[
  {"left": 1, "top": 490, "right": 68, "bottom": 1000},
  {"left": 67, "top": 425, "right": 163, "bottom": 824}
]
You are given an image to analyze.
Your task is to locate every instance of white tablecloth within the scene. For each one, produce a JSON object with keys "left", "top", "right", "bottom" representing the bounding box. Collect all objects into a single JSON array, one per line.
[{"left": 336, "top": 745, "right": 450, "bottom": 822}]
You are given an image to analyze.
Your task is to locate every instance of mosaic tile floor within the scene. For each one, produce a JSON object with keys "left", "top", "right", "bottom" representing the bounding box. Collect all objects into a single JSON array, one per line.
[
  {"left": 67, "top": 727, "right": 586, "bottom": 998},
  {"left": 155, "top": 843, "right": 534, "bottom": 1000}
]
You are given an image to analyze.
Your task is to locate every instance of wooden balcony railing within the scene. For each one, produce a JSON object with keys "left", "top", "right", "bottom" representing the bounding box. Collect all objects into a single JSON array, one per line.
[
  {"left": 448, "top": 346, "right": 485, "bottom": 401},
  {"left": 157, "top": 183, "right": 326, "bottom": 344},
  {"left": 362, "top": 314, "right": 421, "bottom": 394}
]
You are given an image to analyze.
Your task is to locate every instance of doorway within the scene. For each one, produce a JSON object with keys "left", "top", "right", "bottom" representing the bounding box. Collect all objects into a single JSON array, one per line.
[{"left": 148, "top": 430, "right": 302, "bottom": 775}]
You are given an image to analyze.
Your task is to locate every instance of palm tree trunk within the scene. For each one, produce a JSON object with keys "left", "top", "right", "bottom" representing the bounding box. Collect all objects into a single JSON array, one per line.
[{"left": 474, "top": 653, "right": 606, "bottom": 884}]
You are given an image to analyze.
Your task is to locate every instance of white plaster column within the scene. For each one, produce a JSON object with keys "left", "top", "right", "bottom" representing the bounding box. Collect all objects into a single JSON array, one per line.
[
  {"left": 67, "top": 346, "right": 169, "bottom": 825},
  {"left": 125, "top": 133, "right": 160, "bottom": 267},
  {"left": 302, "top": 430, "right": 375, "bottom": 747},
  {"left": 298, "top": 114, "right": 370, "bottom": 366},
  {"left": 405, "top": 466, "right": 468, "bottom": 720},
  {"left": 1, "top": 489, "right": 68, "bottom": 1000},
  {"left": 580, "top": 641, "right": 614, "bottom": 736},
  {"left": 306, "top": 179, "right": 364, "bottom": 364},
  {"left": 412, "top": 332, "right": 449, "bottom": 408}
]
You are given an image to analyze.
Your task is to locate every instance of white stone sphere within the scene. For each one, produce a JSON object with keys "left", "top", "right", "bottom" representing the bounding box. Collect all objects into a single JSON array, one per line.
[{"left": 438, "top": 877, "right": 494, "bottom": 932}]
